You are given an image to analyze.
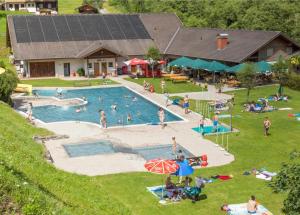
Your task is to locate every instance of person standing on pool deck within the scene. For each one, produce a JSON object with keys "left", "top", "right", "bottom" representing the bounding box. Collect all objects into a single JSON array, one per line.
[
  {"left": 263, "top": 117, "right": 271, "bottom": 136},
  {"left": 183, "top": 95, "right": 189, "bottom": 114},
  {"left": 164, "top": 92, "right": 170, "bottom": 107},
  {"left": 199, "top": 116, "right": 205, "bottom": 135},
  {"left": 100, "top": 110, "right": 107, "bottom": 128},
  {"left": 158, "top": 107, "right": 165, "bottom": 128},
  {"left": 172, "top": 136, "right": 177, "bottom": 156},
  {"left": 160, "top": 80, "right": 166, "bottom": 94},
  {"left": 212, "top": 113, "right": 219, "bottom": 132},
  {"left": 27, "top": 102, "right": 33, "bottom": 122}
]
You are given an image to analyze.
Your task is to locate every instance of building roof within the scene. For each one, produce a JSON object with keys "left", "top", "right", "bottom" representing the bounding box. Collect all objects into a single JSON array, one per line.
[
  {"left": 165, "top": 27, "right": 292, "bottom": 63},
  {"left": 139, "top": 13, "right": 182, "bottom": 53},
  {"left": 7, "top": 13, "right": 300, "bottom": 62},
  {"left": 7, "top": 14, "right": 155, "bottom": 60}
]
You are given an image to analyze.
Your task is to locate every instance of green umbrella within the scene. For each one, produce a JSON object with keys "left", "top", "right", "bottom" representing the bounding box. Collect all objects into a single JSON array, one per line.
[
  {"left": 205, "top": 61, "right": 229, "bottom": 83},
  {"left": 225, "top": 63, "right": 246, "bottom": 73},
  {"left": 191, "top": 59, "right": 209, "bottom": 70},
  {"left": 256, "top": 61, "right": 272, "bottom": 74},
  {"left": 168, "top": 56, "right": 194, "bottom": 68},
  {"left": 205, "top": 61, "right": 229, "bottom": 72}
]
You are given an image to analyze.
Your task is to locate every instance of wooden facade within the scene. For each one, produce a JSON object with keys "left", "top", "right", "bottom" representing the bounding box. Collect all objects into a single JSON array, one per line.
[{"left": 29, "top": 62, "right": 55, "bottom": 77}]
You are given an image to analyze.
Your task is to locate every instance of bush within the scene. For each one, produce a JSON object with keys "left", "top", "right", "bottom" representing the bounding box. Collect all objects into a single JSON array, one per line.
[
  {"left": 283, "top": 72, "right": 300, "bottom": 91},
  {"left": 0, "top": 61, "right": 19, "bottom": 105},
  {"left": 76, "top": 68, "right": 85, "bottom": 77}
]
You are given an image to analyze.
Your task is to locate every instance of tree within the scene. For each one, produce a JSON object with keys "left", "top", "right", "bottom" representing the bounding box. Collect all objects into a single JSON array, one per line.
[
  {"left": 237, "top": 63, "right": 257, "bottom": 102},
  {"left": 83, "top": 0, "right": 104, "bottom": 10},
  {"left": 0, "top": 61, "right": 19, "bottom": 105},
  {"left": 270, "top": 151, "right": 300, "bottom": 214},
  {"left": 145, "top": 46, "right": 161, "bottom": 78},
  {"left": 272, "top": 56, "right": 289, "bottom": 96}
]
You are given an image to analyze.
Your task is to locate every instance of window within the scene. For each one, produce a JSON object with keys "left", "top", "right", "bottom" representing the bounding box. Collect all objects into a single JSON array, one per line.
[
  {"left": 286, "top": 47, "right": 293, "bottom": 55},
  {"left": 88, "top": 63, "right": 92, "bottom": 69},
  {"left": 108, "top": 62, "right": 113, "bottom": 68},
  {"left": 266, "top": 48, "right": 274, "bottom": 57},
  {"left": 9, "top": 4, "right": 13, "bottom": 8},
  {"left": 21, "top": 4, "right": 25, "bottom": 8},
  {"left": 48, "top": 3, "right": 52, "bottom": 8}
]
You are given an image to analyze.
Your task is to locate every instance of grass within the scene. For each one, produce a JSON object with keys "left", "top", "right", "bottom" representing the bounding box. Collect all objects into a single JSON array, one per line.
[
  {"left": 125, "top": 77, "right": 206, "bottom": 94},
  {"left": 20, "top": 78, "right": 118, "bottom": 87},
  {"left": 58, "top": 0, "right": 81, "bottom": 14},
  {"left": 0, "top": 85, "right": 299, "bottom": 214}
]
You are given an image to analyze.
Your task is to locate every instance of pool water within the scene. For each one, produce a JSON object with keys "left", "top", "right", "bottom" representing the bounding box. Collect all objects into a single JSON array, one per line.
[
  {"left": 29, "top": 87, "right": 182, "bottom": 127},
  {"left": 192, "top": 125, "right": 231, "bottom": 135},
  {"left": 63, "top": 141, "right": 194, "bottom": 160}
]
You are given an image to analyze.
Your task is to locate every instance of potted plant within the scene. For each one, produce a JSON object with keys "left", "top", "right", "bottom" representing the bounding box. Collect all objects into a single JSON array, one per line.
[{"left": 76, "top": 68, "right": 85, "bottom": 77}]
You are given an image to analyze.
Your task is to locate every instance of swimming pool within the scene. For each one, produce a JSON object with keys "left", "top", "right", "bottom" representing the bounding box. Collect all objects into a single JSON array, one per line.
[
  {"left": 192, "top": 125, "right": 231, "bottom": 135},
  {"left": 28, "top": 87, "right": 182, "bottom": 127},
  {"left": 63, "top": 141, "right": 194, "bottom": 160}
]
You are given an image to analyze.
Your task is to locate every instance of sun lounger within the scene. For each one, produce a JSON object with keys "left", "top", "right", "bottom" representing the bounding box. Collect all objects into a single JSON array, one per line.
[
  {"left": 161, "top": 73, "right": 180, "bottom": 80},
  {"left": 227, "top": 203, "right": 273, "bottom": 215},
  {"left": 170, "top": 76, "right": 189, "bottom": 83}
]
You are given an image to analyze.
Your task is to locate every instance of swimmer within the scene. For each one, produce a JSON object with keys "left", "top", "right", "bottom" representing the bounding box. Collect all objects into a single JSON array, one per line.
[
  {"left": 75, "top": 108, "right": 81, "bottom": 113},
  {"left": 132, "top": 97, "right": 138, "bottom": 102},
  {"left": 124, "top": 95, "right": 131, "bottom": 98},
  {"left": 127, "top": 113, "right": 132, "bottom": 122},
  {"left": 82, "top": 96, "right": 87, "bottom": 101},
  {"left": 33, "top": 92, "right": 39, "bottom": 98},
  {"left": 98, "top": 96, "right": 103, "bottom": 103},
  {"left": 111, "top": 104, "right": 117, "bottom": 111},
  {"left": 56, "top": 88, "right": 63, "bottom": 97}
]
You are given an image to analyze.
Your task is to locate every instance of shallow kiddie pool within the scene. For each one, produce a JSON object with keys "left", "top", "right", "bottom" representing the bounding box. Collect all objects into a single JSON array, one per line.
[
  {"left": 27, "top": 87, "right": 183, "bottom": 127},
  {"left": 192, "top": 125, "right": 231, "bottom": 135}
]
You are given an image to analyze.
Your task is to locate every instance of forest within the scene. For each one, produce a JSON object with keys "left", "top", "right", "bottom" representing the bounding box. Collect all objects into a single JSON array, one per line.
[{"left": 108, "top": 0, "right": 300, "bottom": 42}]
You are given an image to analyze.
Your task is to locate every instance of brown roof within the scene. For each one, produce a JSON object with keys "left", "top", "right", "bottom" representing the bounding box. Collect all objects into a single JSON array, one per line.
[
  {"left": 165, "top": 27, "right": 288, "bottom": 63},
  {"left": 140, "top": 13, "right": 182, "bottom": 53},
  {"left": 7, "top": 14, "right": 155, "bottom": 60}
]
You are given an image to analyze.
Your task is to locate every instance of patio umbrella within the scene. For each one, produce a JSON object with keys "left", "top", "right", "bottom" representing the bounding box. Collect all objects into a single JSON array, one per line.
[
  {"left": 175, "top": 159, "right": 194, "bottom": 176},
  {"left": 124, "top": 58, "right": 149, "bottom": 66},
  {"left": 144, "top": 159, "right": 179, "bottom": 203},
  {"left": 225, "top": 63, "right": 246, "bottom": 73},
  {"left": 256, "top": 61, "right": 271, "bottom": 74},
  {"left": 168, "top": 56, "right": 194, "bottom": 68},
  {"left": 205, "top": 61, "right": 229, "bottom": 82},
  {"left": 191, "top": 59, "right": 209, "bottom": 70}
]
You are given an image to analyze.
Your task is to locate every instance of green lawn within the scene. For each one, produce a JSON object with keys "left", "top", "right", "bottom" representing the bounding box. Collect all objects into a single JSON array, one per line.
[
  {"left": 125, "top": 77, "right": 206, "bottom": 94},
  {"left": 58, "top": 0, "right": 81, "bottom": 14},
  {"left": 21, "top": 78, "right": 118, "bottom": 87},
  {"left": 0, "top": 85, "right": 299, "bottom": 214}
]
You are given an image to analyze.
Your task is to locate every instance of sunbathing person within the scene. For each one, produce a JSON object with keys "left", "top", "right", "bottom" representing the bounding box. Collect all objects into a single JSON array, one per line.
[
  {"left": 165, "top": 176, "right": 176, "bottom": 189},
  {"left": 247, "top": 195, "right": 258, "bottom": 214}
]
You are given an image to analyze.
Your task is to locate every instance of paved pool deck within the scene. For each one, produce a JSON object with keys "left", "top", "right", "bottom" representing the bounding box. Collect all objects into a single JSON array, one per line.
[{"left": 33, "top": 77, "right": 235, "bottom": 176}]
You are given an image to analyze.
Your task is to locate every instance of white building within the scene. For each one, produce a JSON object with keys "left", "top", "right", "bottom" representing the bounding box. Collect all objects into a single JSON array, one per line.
[{"left": 3, "top": 0, "right": 57, "bottom": 14}]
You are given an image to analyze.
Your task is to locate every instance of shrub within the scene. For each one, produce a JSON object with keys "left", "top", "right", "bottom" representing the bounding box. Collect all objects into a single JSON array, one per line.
[
  {"left": 284, "top": 72, "right": 300, "bottom": 91},
  {"left": 0, "top": 61, "right": 19, "bottom": 105},
  {"left": 76, "top": 68, "right": 85, "bottom": 77}
]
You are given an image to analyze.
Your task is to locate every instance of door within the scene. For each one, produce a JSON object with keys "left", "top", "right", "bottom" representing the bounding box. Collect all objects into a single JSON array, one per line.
[
  {"left": 15, "top": 4, "right": 19, "bottom": 10},
  {"left": 29, "top": 62, "right": 55, "bottom": 77},
  {"left": 101, "top": 62, "right": 107, "bottom": 75},
  {"left": 63, "top": 63, "right": 70, "bottom": 76},
  {"left": 94, "top": 63, "right": 100, "bottom": 76}
]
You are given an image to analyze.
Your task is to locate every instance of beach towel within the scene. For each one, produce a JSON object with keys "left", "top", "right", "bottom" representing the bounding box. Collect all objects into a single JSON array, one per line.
[
  {"left": 256, "top": 173, "right": 272, "bottom": 181},
  {"left": 278, "top": 108, "right": 292, "bottom": 110},
  {"left": 218, "top": 175, "right": 232, "bottom": 181},
  {"left": 227, "top": 203, "right": 273, "bottom": 215}
]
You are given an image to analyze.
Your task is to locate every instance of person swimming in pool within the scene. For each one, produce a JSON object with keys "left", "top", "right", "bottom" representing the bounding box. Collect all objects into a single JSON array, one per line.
[
  {"left": 127, "top": 113, "right": 132, "bottom": 122},
  {"left": 56, "top": 88, "right": 63, "bottom": 97},
  {"left": 132, "top": 97, "right": 138, "bottom": 102},
  {"left": 111, "top": 104, "right": 117, "bottom": 111}
]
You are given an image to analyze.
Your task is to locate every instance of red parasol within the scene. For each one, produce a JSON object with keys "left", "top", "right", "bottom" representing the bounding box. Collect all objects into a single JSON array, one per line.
[
  {"left": 144, "top": 159, "right": 179, "bottom": 203},
  {"left": 158, "top": 60, "right": 167, "bottom": 65},
  {"left": 144, "top": 159, "right": 179, "bottom": 174},
  {"left": 125, "top": 58, "right": 149, "bottom": 66}
]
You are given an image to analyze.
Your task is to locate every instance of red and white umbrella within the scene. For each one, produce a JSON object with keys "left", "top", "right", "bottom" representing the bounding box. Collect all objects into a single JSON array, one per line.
[
  {"left": 144, "top": 159, "right": 179, "bottom": 174},
  {"left": 144, "top": 159, "right": 179, "bottom": 203},
  {"left": 124, "top": 58, "right": 149, "bottom": 66}
]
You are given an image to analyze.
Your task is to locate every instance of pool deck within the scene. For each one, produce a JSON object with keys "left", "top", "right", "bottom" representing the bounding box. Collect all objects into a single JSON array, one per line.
[{"left": 33, "top": 77, "right": 235, "bottom": 176}]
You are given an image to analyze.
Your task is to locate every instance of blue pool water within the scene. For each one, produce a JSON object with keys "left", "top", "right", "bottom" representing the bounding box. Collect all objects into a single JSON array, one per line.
[
  {"left": 63, "top": 141, "right": 194, "bottom": 159},
  {"left": 192, "top": 125, "right": 231, "bottom": 135},
  {"left": 29, "top": 87, "right": 182, "bottom": 127}
]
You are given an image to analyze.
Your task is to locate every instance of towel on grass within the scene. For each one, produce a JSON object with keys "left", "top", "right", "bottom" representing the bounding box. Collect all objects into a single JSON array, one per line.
[{"left": 227, "top": 203, "right": 273, "bottom": 215}]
